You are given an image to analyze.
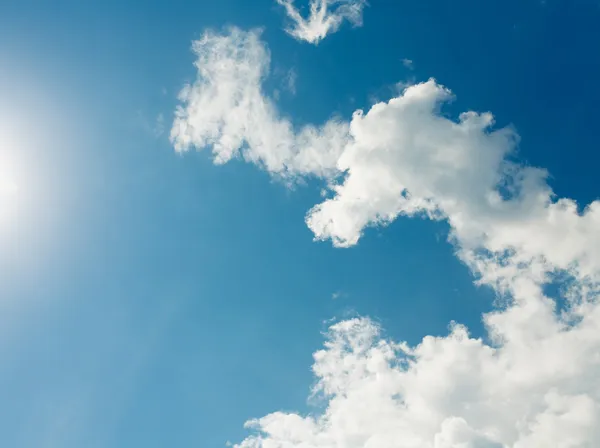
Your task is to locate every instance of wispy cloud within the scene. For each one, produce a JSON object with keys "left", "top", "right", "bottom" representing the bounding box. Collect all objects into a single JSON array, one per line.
[
  {"left": 402, "top": 58, "right": 414, "bottom": 70},
  {"left": 276, "top": 0, "right": 367, "bottom": 44},
  {"left": 284, "top": 68, "right": 297, "bottom": 95},
  {"left": 171, "top": 28, "right": 349, "bottom": 178},
  {"left": 331, "top": 290, "right": 346, "bottom": 300},
  {"left": 172, "top": 28, "right": 600, "bottom": 447}
]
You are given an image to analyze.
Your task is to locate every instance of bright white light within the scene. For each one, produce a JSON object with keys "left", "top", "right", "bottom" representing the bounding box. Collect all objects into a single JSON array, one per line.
[
  {"left": 0, "top": 129, "right": 24, "bottom": 225},
  {"left": 0, "top": 165, "right": 21, "bottom": 225},
  {"left": 0, "top": 178, "right": 18, "bottom": 195}
]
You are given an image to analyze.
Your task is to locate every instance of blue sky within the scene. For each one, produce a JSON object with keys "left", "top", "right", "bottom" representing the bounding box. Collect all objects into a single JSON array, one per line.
[{"left": 1, "top": 0, "right": 600, "bottom": 447}]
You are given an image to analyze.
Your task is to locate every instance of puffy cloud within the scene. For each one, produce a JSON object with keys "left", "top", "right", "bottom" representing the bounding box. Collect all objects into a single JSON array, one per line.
[
  {"left": 171, "top": 28, "right": 600, "bottom": 446},
  {"left": 275, "top": 0, "right": 366, "bottom": 44},
  {"left": 304, "top": 82, "right": 600, "bottom": 302},
  {"left": 235, "top": 310, "right": 600, "bottom": 448},
  {"left": 171, "top": 28, "right": 600, "bottom": 296},
  {"left": 171, "top": 27, "right": 349, "bottom": 179}
]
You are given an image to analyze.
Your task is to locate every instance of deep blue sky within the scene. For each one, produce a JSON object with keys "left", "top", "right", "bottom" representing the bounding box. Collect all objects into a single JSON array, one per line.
[{"left": 0, "top": 0, "right": 599, "bottom": 446}]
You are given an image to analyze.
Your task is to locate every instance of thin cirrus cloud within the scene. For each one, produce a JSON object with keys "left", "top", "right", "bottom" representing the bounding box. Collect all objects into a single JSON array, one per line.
[
  {"left": 402, "top": 58, "right": 414, "bottom": 70},
  {"left": 171, "top": 28, "right": 600, "bottom": 447},
  {"left": 275, "top": 0, "right": 367, "bottom": 44}
]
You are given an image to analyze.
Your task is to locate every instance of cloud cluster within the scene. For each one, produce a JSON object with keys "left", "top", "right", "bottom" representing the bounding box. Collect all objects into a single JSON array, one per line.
[
  {"left": 171, "top": 28, "right": 600, "bottom": 295},
  {"left": 171, "top": 28, "right": 600, "bottom": 446},
  {"left": 275, "top": 0, "right": 366, "bottom": 44},
  {"left": 237, "top": 311, "right": 600, "bottom": 447}
]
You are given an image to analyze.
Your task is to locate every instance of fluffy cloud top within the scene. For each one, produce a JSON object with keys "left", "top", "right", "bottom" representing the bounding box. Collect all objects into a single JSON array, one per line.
[
  {"left": 237, "top": 312, "right": 600, "bottom": 447},
  {"left": 275, "top": 0, "right": 366, "bottom": 44},
  {"left": 171, "top": 28, "right": 600, "bottom": 447},
  {"left": 171, "top": 28, "right": 600, "bottom": 295}
]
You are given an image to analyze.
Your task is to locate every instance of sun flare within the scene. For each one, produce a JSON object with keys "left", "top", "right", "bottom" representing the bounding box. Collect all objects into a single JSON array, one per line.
[
  {"left": 0, "top": 147, "right": 23, "bottom": 224},
  {"left": 0, "top": 177, "right": 18, "bottom": 196}
]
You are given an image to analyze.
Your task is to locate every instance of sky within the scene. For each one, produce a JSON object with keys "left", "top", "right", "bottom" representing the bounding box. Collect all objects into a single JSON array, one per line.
[{"left": 0, "top": 0, "right": 600, "bottom": 447}]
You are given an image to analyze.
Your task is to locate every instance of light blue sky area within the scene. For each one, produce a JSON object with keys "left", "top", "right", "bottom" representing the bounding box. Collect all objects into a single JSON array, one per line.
[{"left": 0, "top": 0, "right": 599, "bottom": 447}]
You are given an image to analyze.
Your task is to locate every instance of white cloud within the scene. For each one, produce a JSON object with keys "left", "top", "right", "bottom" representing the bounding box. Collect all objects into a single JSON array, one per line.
[
  {"left": 331, "top": 290, "right": 345, "bottom": 300},
  {"left": 402, "top": 58, "right": 414, "bottom": 70},
  {"left": 304, "top": 82, "right": 600, "bottom": 302},
  {"left": 171, "top": 28, "right": 600, "bottom": 446},
  {"left": 276, "top": 0, "right": 366, "bottom": 44},
  {"left": 284, "top": 68, "right": 298, "bottom": 95},
  {"left": 171, "top": 28, "right": 349, "bottom": 179},
  {"left": 235, "top": 309, "right": 600, "bottom": 447},
  {"left": 171, "top": 28, "right": 600, "bottom": 297}
]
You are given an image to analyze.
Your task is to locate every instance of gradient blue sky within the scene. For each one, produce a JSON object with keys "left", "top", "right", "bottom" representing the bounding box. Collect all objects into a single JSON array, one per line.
[{"left": 1, "top": 0, "right": 599, "bottom": 447}]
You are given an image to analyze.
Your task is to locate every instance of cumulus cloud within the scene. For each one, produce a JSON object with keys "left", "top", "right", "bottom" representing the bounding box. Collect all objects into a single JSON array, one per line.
[
  {"left": 275, "top": 0, "right": 366, "bottom": 44},
  {"left": 171, "top": 28, "right": 600, "bottom": 446},
  {"left": 171, "top": 27, "right": 600, "bottom": 296},
  {"left": 171, "top": 28, "right": 349, "bottom": 178},
  {"left": 235, "top": 313, "right": 600, "bottom": 447}
]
